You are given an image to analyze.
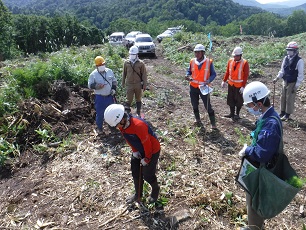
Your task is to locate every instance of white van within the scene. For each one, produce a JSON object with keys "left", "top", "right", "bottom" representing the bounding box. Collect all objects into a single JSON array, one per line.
[{"left": 109, "top": 32, "right": 125, "bottom": 46}]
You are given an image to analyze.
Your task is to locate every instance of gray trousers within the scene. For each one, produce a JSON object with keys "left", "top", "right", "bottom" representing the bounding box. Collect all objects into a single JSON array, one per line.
[
  {"left": 280, "top": 81, "right": 297, "bottom": 115},
  {"left": 246, "top": 193, "right": 264, "bottom": 230}
]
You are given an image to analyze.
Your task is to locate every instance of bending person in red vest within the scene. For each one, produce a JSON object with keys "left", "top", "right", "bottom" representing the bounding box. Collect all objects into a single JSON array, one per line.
[
  {"left": 104, "top": 104, "right": 160, "bottom": 204},
  {"left": 185, "top": 44, "right": 217, "bottom": 129},
  {"left": 221, "top": 47, "right": 249, "bottom": 121}
]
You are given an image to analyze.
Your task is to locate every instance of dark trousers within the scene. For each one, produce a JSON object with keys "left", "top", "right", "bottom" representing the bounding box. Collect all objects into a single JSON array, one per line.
[
  {"left": 189, "top": 85, "right": 214, "bottom": 115},
  {"left": 131, "top": 151, "right": 160, "bottom": 185},
  {"left": 227, "top": 84, "right": 243, "bottom": 107}
]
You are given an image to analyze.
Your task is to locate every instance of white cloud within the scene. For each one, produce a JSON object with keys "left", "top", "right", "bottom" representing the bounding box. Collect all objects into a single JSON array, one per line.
[{"left": 256, "top": 0, "right": 288, "bottom": 3}]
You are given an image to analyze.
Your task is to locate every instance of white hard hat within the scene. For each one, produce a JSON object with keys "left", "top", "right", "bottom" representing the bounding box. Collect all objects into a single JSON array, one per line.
[
  {"left": 129, "top": 45, "right": 139, "bottom": 54},
  {"left": 194, "top": 44, "right": 205, "bottom": 52},
  {"left": 232, "top": 47, "right": 243, "bottom": 56},
  {"left": 286, "top": 41, "right": 298, "bottom": 50},
  {"left": 104, "top": 104, "right": 125, "bottom": 127},
  {"left": 243, "top": 81, "right": 270, "bottom": 105}
]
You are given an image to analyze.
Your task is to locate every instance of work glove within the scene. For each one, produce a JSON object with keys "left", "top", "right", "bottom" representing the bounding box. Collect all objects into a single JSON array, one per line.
[
  {"left": 239, "top": 143, "right": 248, "bottom": 159},
  {"left": 132, "top": 151, "right": 142, "bottom": 159},
  {"left": 239, "top": 87, "right": 244, "bottom": 94},
  {"left": 111, "top": 89, "right": 116, "bottom": 95},
  {"left": 273, "top": 77, "right": 278, "bottom": 84},
  {"left": 140, "top": 158, "right": 150, "bottom": 166},
  {"left": 185, "top": 75, "right": 192, "bottom": 81},
  {"left": 96, "top": 83, "right": 105, "bottom": 90},
  {"left": 221, "top": 81, "right": 226, "bottom": 88}
]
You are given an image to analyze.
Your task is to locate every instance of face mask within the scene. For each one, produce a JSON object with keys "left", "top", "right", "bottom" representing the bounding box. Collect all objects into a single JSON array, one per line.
[
  {"left": 129, "top": 54, "right": 137, "bottom": 61},
  {"left": 98, "top": 66, "right": 105, "bottom": 72},
  {"left": 287, "top": 50, "right": 294, "bottom": 57},
  {"left": 247, "top": 107, "right": 262, "bottom": 116}
]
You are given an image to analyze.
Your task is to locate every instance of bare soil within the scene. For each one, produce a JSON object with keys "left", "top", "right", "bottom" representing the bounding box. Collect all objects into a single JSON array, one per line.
[{"left": 0, "top": 39, "right": 306, "bottom": 230}]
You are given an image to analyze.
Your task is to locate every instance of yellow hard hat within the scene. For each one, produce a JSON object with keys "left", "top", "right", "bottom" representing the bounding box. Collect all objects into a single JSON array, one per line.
[{"left": 94, "top": 56, "right": 105, "bottom": 66}]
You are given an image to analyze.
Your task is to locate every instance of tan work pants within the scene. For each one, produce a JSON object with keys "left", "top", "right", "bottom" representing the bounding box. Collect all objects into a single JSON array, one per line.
[
  {"left": 126, "top": 83, "right": 143, "bottom": 105},
  {"left": 280, "top": 81, "right": 297, "bottom": 115}
]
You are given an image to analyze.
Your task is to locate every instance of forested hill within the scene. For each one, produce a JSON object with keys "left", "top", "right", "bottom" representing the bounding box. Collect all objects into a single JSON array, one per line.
[{"left": 3, "top": 0, "right": 264, "bottom": 29}]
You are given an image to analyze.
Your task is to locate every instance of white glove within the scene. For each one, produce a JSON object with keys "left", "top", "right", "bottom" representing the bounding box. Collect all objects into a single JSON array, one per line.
[
  {"left": 132, "top": 151, "right": 142, "bottom": 159},
  {"left": 273, "top": 77, "right": 278, "bottom": 84},
  {"left": 239, "top": 87, "right": 244, "bottom": 94},
  {"left": 111, "top": 89, "right": 116, "bottom": 95},
  {"left": 221, "top": 81, "right": 226, "bottom": 88},
  {"left": 239, "top": 143, "right": 248, "bottom": 158},
  {"left": 140, "top": 158, "right": 149, "bottom": 166}
]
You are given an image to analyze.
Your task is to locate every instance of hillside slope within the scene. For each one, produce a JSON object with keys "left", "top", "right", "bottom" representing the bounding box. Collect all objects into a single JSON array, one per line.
[{"left": 3, "top": 0, "right": 264, "bottom": 28}]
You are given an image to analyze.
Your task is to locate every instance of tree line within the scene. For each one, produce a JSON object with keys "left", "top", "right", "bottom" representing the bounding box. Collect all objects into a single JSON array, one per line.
[
  {"left": 1, "top": 0, "right": 306, "bottom": 60},
  {"left": 0, "top": 1, "right": 104, "bottom": 60}
]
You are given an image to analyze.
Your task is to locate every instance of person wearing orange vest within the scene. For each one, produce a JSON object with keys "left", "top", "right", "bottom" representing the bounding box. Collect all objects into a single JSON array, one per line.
[
  {"left": 185, "top": 44, "right": 217, "bottom": 129},
  {"left": 221, "top": 47, "right": 249, "bottom": 121}
]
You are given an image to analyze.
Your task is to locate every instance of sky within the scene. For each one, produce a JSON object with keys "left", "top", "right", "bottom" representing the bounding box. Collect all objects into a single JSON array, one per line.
[{"left": 256, "top": 0, "right": 288, "bottom": 3}]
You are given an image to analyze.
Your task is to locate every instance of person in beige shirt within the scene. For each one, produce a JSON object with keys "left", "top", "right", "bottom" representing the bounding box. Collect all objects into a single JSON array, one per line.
[{"left": 122, "top": 45, "right": 147, "bottom": 116}]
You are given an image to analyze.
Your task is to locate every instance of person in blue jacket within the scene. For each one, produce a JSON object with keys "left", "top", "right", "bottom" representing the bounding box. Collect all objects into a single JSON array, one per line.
[{"left": 239, "top": 81, "right": 282, "bottom": 230}]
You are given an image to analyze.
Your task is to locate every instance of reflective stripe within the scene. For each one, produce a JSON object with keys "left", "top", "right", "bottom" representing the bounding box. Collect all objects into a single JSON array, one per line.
[
  {"left": 191, "top": 58, "right": 210, "bottom": 82},
  {"left": 229, "top": 58, "right": 245, "bottom": 83}
]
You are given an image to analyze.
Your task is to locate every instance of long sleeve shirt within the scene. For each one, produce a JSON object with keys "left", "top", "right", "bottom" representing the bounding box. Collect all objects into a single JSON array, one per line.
[
  {"left": 186, "top": 57, "right": 217, "bottom": 84},
  {"left": 223, "top": 58, "right": 249, "bottom": 88},
  {"left": 245, "top": 107, "right": 282, "bottom": 164},
  {"left": 276, "top": 55, "right": 304, "bottom": 88},
  {"left": 119, "top": 116, "right": 160, "bottom": 160},
  {"left": 88, "top": 68, "right": 117, "bottom": 95},
  {"left": 122, "top": 59, "right": 147, "bottom": 88}
]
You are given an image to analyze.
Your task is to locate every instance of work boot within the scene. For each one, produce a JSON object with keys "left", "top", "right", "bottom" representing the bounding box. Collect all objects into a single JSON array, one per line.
[
  {"left": 126, "top": 179, "right": 143, "bottom": 204},
  {"left": 235, "top": 106, "right": 242, "bottom": 120},
  {"left": 281, "top": 113, "right": 290, "bottom": 121},
  {"left": 193, "top": 110, "right": 201, "bottom": 124},
  {"left": 279, "top": 111, "right": 285, "bottom": 117},
  {"left": 136, "top": 101, "right": 142, "bottom": 116},
  {"left": 209, "top": 112, "right": 217, "bottom": 130},
  {"left": 224, "top": 106, "right": 235, "bottom": 118},
  {"left": 148, "top": 181, "right": 160, "bottom": 203},
  {"left": 126, "top": 194, "right": 137, "bottom": 204}
]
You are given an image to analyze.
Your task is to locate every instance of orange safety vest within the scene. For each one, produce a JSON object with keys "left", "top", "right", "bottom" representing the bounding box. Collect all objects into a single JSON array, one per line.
[
  {"left": 228, "top": 58, "right": 247, "bottom": 88},
  {"left": 190, "top": 58, "right": 212, "bottom": 88}
]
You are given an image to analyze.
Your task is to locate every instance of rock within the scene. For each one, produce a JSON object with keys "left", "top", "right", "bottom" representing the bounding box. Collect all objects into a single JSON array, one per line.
[
  {"left": 169, "top": 209, "right": 191, "bottom": 227},
  {"left": 299, "top": 205, "right": 304, "bottom": 217}
]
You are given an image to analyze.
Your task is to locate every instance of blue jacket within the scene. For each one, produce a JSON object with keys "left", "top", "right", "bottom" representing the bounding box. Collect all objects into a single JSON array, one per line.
[{"left": 245, "top": 107, "right": 282, "bottom": 164}]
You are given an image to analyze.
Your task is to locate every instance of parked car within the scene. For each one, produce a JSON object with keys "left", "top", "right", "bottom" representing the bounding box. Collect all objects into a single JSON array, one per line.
[
  {"left": 109, "top": 32, "right": 125, "bottom": 46},
  {"left": 156, "top": 30, "right": 173, "bottom": 43},
  {"left": 156, "top": 26, "right": 182, "bottom": 43},
  {"left": 168, "top": 26, "right": 182, "bottom": 34},
  {"left": 134, "top": 34, "right": 155, "bottom": 56},
  {"left": 123, "top": 31, "right": 142, "bottom": 48}
]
